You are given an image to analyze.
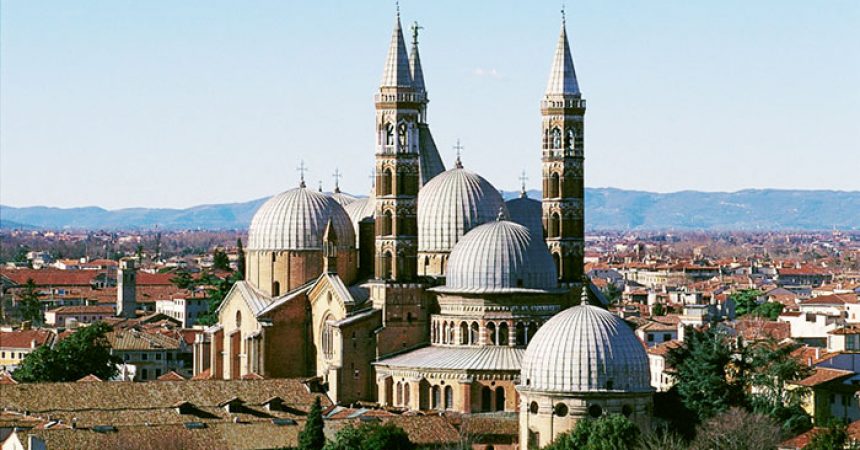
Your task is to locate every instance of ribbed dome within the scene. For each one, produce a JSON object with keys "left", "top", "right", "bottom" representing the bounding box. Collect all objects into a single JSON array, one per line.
[
  {"left": 248, "top": 186, "right": 355, "bottom": 251},
  {"left": 418, "top": 168, "right": 507, "bottom": 253},
  {"left": 520, "top": 305, "right": 651, "bottom": 393},
  {"left": 330, "top": 190, "right": 357, "bottom": 207},
  {"left": 506, "top": 195, "right": 543, "bottom": 239},
  {"left": 440, "top": 220, "right": 557, "bottom": 293},
  {"left": 343, "top": 194, "right": 375, "bottom": 239}
]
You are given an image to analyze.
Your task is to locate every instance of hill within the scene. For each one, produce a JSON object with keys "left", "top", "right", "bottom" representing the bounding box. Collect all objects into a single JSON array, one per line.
[{"left": 2, "top": 188, "right": 857, "bottom": 231}]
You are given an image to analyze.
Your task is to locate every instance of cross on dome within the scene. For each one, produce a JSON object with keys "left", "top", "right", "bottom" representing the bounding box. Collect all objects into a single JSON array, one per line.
[
  {"left": 296, "top": 161, "right": 308, "bottom": 188},
  {"left": 452, "top": 139, "right": 465, "bottom": 168}
]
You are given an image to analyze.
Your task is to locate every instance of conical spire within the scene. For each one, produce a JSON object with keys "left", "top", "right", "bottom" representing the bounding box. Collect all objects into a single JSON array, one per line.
[
  {"left": 381, "top": 11, "right": 413, "bottom": 88},
  {"left": 409, "top": 21, "right": 425, "bottom": 92},
  {"left": 545, "top": 15, "right": 580, "bottom": 96}
]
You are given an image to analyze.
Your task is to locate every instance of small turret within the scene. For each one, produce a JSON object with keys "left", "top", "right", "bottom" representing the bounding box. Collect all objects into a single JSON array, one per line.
[
  {"left": 322, "top": 219, "right": 338, "bottom": 274},
  {"left": 117, "top": 258, "right": 137, "bottom": 318}
]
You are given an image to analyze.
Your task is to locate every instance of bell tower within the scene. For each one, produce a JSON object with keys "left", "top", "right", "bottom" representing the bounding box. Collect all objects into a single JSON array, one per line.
[
  {"left": 541, "top": 14, "right": 585, "bottom": 287},
  {"left": 373, "top": 10, "right": 421, "bottom": 282}
]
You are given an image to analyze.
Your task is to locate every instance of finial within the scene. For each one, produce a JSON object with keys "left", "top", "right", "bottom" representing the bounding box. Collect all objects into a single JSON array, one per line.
[
  {"left": 396, "top": 0, "right": 400, "bottom": 17},
  {"left": 333, "top": 168, "right": 343, "bottom": 193},
  {"left": 297, "top": 161, "right": 308, "bottom": 188},
  {"left": 561, "top": 2, "right": 566, "bottom": 25},
  {"left": 411, "top": 21, "right": 423, "bottom": 46},
  {"left": 580, "top": 277, "right": 590, "bottom": 304},
  {"left": 497, "top": 206, "right": 506, "bottom": 221},
  {"left": 518, "top": 171, "right": 529, "bottom": 198},
  {"left": 318, "top": 180, "right": 323, "bottom": 192},
  {"left": 453, "top": 139, "right": 464, "bottom": 169}
]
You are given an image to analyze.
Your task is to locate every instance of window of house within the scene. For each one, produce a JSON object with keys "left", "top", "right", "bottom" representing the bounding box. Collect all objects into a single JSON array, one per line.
[
  {"left": 142, "top": 353, "right": 148, "bottom": 361},
  {"left": 647, "top": 334, "right": 654, "bottom": 342},
  {"left": 155, "top": 369, "right": 162, "bottom": 378},
  {"left": 156, "top": 353, "right": 162, "bottom": 361},
  {"left": 663, "top": 334, "right": 672, "bottom": 341}
]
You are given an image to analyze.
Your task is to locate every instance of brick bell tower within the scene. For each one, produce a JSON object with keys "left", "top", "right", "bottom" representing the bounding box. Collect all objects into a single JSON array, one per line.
[
  {"left": 369, "top": 10, "right": 430, "bottom": 359},
  {"left": 541, "top": 14, "right": 586, "bottom": 289}
]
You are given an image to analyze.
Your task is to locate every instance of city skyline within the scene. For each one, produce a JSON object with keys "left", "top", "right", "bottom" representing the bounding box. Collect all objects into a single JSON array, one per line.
[{"left": 2, "top": 0, "right": 858, "bottom": 209}]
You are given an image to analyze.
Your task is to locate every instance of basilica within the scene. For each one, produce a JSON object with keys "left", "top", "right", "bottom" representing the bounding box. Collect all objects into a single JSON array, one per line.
[{"left": 193, "top": 9, "right": 652, "bottom": 445}]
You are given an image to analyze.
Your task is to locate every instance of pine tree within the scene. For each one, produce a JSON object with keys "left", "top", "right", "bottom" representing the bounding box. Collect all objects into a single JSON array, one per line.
[
  {"left": 212, "top": 248, "right": 230, "bottom": 271},
  {"left": 299, "top": 396, "right": 326, "bottom": 450},
  {"left": 18, "top": 278, "right": 43, "bottom": 325},
  {"left": 236, "top": 238, "right": 246, "bottom": 280}
]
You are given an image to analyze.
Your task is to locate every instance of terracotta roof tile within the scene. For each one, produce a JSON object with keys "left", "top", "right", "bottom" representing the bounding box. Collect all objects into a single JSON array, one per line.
[
  {"left": 0, "top": 329, "right": 54, "bottom": 349},
  {"left": 793, "top": 368, "right": 854, "bottom": 387}
]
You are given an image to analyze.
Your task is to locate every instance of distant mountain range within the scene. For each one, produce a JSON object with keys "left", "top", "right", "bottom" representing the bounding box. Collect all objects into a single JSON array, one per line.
[{"left": 1, "top": 188, "right": 858, "bottom": 231}]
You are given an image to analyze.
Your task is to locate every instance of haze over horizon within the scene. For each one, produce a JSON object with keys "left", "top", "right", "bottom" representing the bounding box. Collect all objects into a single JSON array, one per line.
[{"left": 2, "top": 0, "right": 858, "bottom": 210}]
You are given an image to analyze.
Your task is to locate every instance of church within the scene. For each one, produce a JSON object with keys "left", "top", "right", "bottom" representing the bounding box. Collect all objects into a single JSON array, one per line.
[{"left": 193, "top": 9, "right": 652, "bottom": 443}]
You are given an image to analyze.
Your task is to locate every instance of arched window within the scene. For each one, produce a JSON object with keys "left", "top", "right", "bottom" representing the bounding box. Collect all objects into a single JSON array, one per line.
[
  {"left": 398, "top": 123, "right": 407, "bottom": 148},
  {"left": 481, "top": 387, "right": 492, "bottom": 412},
  {"left": 498, "top": 322, "right": 509, "bottom": 346},
  {"left": 442, "top": 322, "right": 449, "bottom": 344},
  {"left": 447, "top": 322, "right": 455, "bottom": 344},
  {"left": 495, "top": 387, "right": 505, "bottom": 411},
  {"left": 551, "top": 127, "right": 562, "bottom": 149},
  {"left": 567, "top": 128, "right": 576, "bottom": 154},
  {"left": 431, "top": 321, "right": 436, "bottom": 343},
  {"left": 382, "top": 168, "right": 394, "bottom": 196},
  {"left": 552, "top": 253, "right": 561, "bottom": 279},
  {"left": 272, "top": 281, "right": 280, "bottom": 297},
  {"left": 385, "top": 123, "right": 394, "bottom": 146},
  {"left": 548, "top": 213, "right": 560, "bottom": 238},
  {"left": 549, "top": 172, "right": 560, "bottom": 198},
  {"left": 322, "top": 316, "right": 335, "bottom": 359},
  {"left": 235, "top": 310, "right": 242, "bottom": 328},
  {"left": 432, "top": 386, "right": 441, "bottom": 409},
  {"left": 381, "top": 251, "right": 393, "bottom": 279},
  {"left": 470, "top": 322, "right": 479, "bottom": 345},
  {"left": 396, "top": 382, "right": 403, "bottom": 405},
  {"left": 516, "top": 322, "right": 525, "bottom": 346},
  {"left": 528, "top": 321, "right": 538, "bottom": 343},
  {"left": 403, "top": 382, "right": 410, "bottom": 406},
  {"left": 487, "top": 322, "right": 497, "bottom": 345},
  {"left": 459, "top": 322, "right": 468, "bottom": 345},
  {"left": 444, "top": 386, "right": 453, "bottom": 410},
  {"left": 381, "top": 210, "right": 393, "bottom": 236}
]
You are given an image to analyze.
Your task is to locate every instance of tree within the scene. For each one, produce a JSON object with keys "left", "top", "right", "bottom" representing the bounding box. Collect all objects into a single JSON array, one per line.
[
  {"left": 690, "top": 408, "right": 781, "bottom": 450},
  {"left": 753, "top": 301, "right": 784, "bottom": 320},
  {"left": 236, "top": 238, "right": 246, "bottom": 280},
  {"left": 170, "top": 270, "right": 195, "bottom": 290},
  {"left": 666, "top": 327, "right": 748, "bottom": 422},
  {"left": 747, "top": 341, "right": 812, "bottom": 435},
  {"left": 652, "top": 302, "right": 666, "bottom": 317},
  {"left": 299, "top": 396, "right": 326, "bottom": 450},
  {"left": 17, "top": 278, "right": 43, "bottom": 325},
  {"left": 543, "top": 414, "right": 639, "bottom": 450},
  {"left": 806, "top": 420, "right": 850, "bottom": 450},
  {"left": 14, "top": 321, "right": 121, "bottom": 382},
  {"left": 212, "top": 247, "right": 231, "bottom": 271},
  {"left": 732, "top": 289, "right": 764, "bottom": 317},
  {"left": 324, "top": 421, "right": 413, "bottom": 450}
]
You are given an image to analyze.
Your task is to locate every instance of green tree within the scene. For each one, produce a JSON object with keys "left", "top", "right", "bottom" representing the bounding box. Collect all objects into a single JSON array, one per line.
[
  {"left": 170, "top": 269, "right": 195, "bottom": 290},
  {"left": 747, "top": 341, "right": 812, "bottom": 435},
  {"left": 14, "top": 321, "right": 121, "bottom": 382},
  {"left": 806, "top": 420, "right": 851, "bottom": 450},
  {"left": 236, "top": 238, "right": 246, "bottom": 280},
  {"left": 752, "top": 302, "right": 784, "bottom": 320},
  {"left": 666, "top": 327, "right": 748, "bottom": 422},
  {"left": 17, "top": 278, "right": 44, "bottom": 325},
  {"left": 732, "top": 289, "right": 764, "bottom": 317},
  {"left": 299, "top": 396, "right": 326, "bottom": 450},
  {"left": 212, "top": 247, "right": 231, "bottom": 271},
  {"left": 601, "top": 283, "right": 621, "bottom": 304},
  {"left": 543, "top": 414, "right": 639, "bottom": 450},
  {"left": 324, "top": 421, "right": 413, "bottom": 450},
  {"left": 652, "top": 303, "right": 666, "bottom": 317}
]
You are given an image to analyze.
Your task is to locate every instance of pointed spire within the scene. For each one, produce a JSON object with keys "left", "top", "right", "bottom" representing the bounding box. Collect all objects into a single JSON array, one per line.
[
  {"left": 580, "top": 279, "right": 590, "bottom": 305},
  {"left": 381, "top": 9, "right": 413, "bottom": 88},
  {"left": 409, "top": 21, "right": 425, "bottom": 92},
  {"left": 545, "top": 12, "right": 580, "bottom": 96}
]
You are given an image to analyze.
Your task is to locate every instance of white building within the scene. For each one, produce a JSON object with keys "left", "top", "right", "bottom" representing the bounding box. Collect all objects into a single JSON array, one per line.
[{"left": 155, "top": 296, "right": 208, "bottom": 328}]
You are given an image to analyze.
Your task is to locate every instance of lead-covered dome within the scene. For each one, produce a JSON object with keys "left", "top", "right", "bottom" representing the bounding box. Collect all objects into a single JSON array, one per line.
[
  {"left": 418, "top": 167, "right": 507, "bottom": 253},
  {"left": 520, "top": 305, "right": 651, "bottom": 393},
  {"left": 248, "top": 186, "right": 355, "bottom": 251},
  {"left": 344, "top": 193, "right": 375, "bottom": 239},
  {"left": 506, "top": 193, "right": 543, "bottom": 239},
  {"left": 439, "top": 220, "right": 557, "bottom": 293}
]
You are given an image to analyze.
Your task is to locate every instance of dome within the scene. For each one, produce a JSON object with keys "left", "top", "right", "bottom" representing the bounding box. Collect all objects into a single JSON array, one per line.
[
  {"left": 343, "top": 194, "right": 375, "bottom": 239},
  {"left": 418, "top": 168, "right": 507, "bottom": 253},
  {"left": 440, "top": 220, "right": 557, "bottom": 293},
  {"left": 330, "top": 189, "right": 358, "bottom": 207},
  {"left": 506, "top": 194, "right": 543, "bottom": 239},
  {"left": 520, "top": 305, "right": 651, "bottom": 393},
  {"left": 248, "top": 186, "right": 355, "bottom": 251}
]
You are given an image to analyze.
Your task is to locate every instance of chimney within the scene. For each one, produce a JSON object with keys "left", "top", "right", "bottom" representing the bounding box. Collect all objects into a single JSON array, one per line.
[{"left": 117, "top": 258, "right": 137, "bottom": 318}]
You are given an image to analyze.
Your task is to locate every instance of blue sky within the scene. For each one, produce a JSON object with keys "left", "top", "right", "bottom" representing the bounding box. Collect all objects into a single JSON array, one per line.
[{"left": 1, "top": 0, "right": 858, "bottom": 209}]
